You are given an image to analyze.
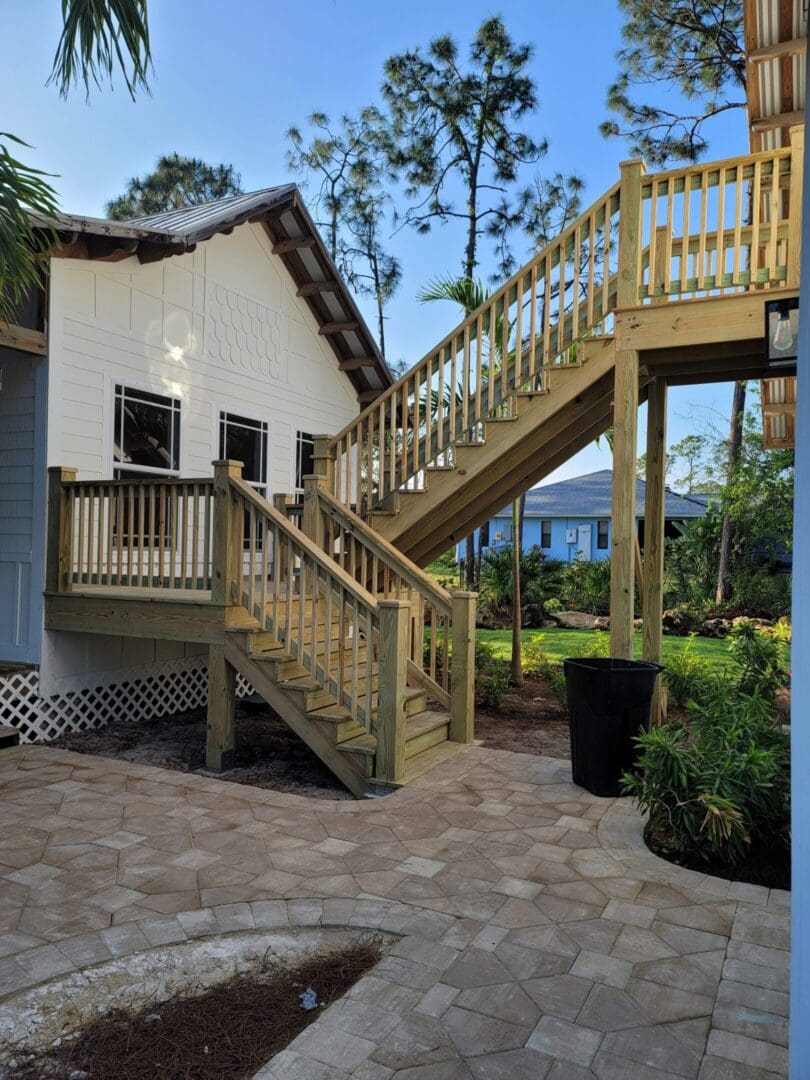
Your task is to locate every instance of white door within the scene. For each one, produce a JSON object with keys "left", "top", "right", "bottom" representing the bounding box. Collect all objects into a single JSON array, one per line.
[{"left": 576, "top": 523, "right": 592, "bottom": 561}]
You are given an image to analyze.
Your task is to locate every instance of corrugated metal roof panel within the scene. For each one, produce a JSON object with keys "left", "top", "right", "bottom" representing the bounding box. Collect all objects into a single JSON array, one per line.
[{"left": 128, "top": 186, "right": 297, "bottom": 234}]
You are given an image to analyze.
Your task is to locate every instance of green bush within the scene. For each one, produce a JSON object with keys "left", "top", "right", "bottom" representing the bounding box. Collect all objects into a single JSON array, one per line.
[
  {"left": 544, "top": 597, "right": 562, "bottom": 614},
  {"left": 621, "top": 683, "right": 789, "bottom": 865},
  {"left": 727, "top": 620, "right": 790, "bottom": 703},
  {"left": 474, "top": 641, "right": 511, "bottom": 709},
  {"left": 579, "top": 630, "right": 611, "bottom": 659},
  {"left": 560, "top": 559, "right": 612, "bottom": 614},
  {"left": 663, "top": 634, "right": 714, "bottom": 708},
  {"left": 478, "top": 545, "right": 565, "bottom": 626}
]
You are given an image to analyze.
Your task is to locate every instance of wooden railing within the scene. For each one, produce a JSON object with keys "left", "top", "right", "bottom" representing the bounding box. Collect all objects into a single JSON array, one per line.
[
  {"left": 325, "top": 145, "right": 800, "bottom": 516},
  {"left": 302, "top": 476, "right": 475, "bottom": 736},
  {"left": 46, "top": 467, "right": 214, "bottom": 591}
]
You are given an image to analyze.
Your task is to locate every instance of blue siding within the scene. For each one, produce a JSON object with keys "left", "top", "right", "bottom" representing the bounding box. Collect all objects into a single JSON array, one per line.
[{"left": 456, "top": 515, "right": 612, "bottom": 564}]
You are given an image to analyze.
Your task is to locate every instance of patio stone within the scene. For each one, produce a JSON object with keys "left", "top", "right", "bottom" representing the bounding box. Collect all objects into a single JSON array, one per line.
[{"left": 0, "top": 746, "right": 795, "bottom": 1077}]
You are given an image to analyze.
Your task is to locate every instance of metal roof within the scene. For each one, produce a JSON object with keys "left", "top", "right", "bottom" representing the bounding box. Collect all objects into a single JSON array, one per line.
[
  {"left": 493, "top": 470, "right": 710, "bottom": 520},
  {"left": 745, "top": 0, "right": 806, "bottom": 152},
  {"left": 36, "top": 186, "right": 392, "bottom": 402}
]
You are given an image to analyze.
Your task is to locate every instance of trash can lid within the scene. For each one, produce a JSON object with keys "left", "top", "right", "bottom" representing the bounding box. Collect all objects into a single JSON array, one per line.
[{"left": 563, "top": 657, "right": 665, "bottom": 673}]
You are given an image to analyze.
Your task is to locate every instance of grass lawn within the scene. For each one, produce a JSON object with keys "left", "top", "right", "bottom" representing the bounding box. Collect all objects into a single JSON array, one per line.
[{"left": 478, "top": 627, "right": 732, "bottom": 669}]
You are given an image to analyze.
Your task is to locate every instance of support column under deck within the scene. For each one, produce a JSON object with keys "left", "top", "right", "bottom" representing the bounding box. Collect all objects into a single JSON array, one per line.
[
  {"left": 610, "top": 348, "right": 640, "bottom": 658},
  {"left": 206, "top": 643, "right": 236, "bottom": 770},
  {"left": 641, "top": 378, "right": 667, "bottom": 721}
]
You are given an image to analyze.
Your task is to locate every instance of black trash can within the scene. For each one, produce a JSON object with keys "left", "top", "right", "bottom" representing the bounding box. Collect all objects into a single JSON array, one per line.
[{"left": 563, "top": 657, "right": 664, "bottom": 797}]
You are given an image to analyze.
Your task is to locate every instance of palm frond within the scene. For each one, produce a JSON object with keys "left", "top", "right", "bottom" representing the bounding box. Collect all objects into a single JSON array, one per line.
[
  {"left": 416, "top": 274, "right": 490, "bottom": 314},
  {"left": 49, "top": 0, "right": 151, "bottom": 99},
  {"left": 0, "top": 135, "right": 59, "bottom": 323}
]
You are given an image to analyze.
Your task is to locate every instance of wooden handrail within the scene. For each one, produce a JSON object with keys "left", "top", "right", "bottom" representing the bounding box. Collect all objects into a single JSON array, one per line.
[
  {"left": 229, "top": 476, "right": 379, "bottom": 613},
  {"left": 317, "top": 488, "right": 452, "bottom": 616}
]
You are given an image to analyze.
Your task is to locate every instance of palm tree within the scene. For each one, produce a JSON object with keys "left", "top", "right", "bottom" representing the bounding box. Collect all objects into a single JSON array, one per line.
[{"left": 2, "top": 1, "right": 151, "bottom": 322}]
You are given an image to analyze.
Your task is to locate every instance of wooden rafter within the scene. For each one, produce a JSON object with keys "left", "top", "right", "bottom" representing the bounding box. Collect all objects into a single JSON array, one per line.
[{"left": 0, "top": 323, "right": 47, "bottom": 355}]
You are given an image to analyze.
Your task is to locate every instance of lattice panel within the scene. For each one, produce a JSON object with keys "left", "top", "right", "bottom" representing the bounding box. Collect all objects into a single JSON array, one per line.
[{"left": 0, "top": 661, "right": 255, "bottom": 743}]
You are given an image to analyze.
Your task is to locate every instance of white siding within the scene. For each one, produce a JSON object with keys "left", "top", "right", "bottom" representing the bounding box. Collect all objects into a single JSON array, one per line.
[{"left": 42, "top": 223, "right": 362, "bottom": 691}]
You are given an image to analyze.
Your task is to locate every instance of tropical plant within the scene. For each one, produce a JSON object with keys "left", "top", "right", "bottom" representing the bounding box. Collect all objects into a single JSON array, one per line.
[
  {"left": 560, "top": 559, "right": 613, "bottom": 614},
  {"left": 106, "top": 154, "right": 242, "bottom": 219},
  {"left": 479, "top": 545, "right": 565, "bottom": 626},
  {"left": 2, "top": 0, "right": 151, "bottom": 322},
  {"left": 474, "top": 641, "right": 511, "bottom": 709},
  {"left": 622, "top": 682, "right": 789, "bottom": 865},
  {"left": 726, "top": 621, "right": 790, "bottom": 703},
  {"left": 662, "top": 634, "right": 714, "bottom": 708}
]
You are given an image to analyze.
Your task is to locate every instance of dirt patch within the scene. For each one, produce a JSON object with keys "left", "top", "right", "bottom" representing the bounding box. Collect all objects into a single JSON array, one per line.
[
  {"left": 475, "top": 677, "right": 571, "bottom": 759},
  {"left": 53, "top": 702, "right": 353, "bottom": 800},
  {"left": 646, "top": 818, "right": 790, "bottom": 891},
  {"left": 9, "top": 938, "right": 382, "bottom": 1080}
]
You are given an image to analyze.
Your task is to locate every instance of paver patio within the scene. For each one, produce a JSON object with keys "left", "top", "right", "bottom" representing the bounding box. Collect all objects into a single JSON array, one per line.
[{"left": 0, "top": 744, "right": 790, "bottom": 1078}]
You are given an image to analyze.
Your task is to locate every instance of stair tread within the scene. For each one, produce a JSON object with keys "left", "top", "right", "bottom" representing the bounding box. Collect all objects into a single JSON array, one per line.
[
  {"left": 339, "top": 733, "right": 377, "bottom": 756},
  {"left": 403, "top": 740, "right": 468, "bottom": 782}
]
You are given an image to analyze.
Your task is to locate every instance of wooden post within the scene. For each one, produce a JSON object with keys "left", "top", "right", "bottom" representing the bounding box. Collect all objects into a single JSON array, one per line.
[
  {"left": 302, "top": 475, "right": 327, "bottom": 549},
  {"left": 312, "top": 435, "right": 335, "bottom": 492},
  {"left": 46, "top": 467, "right": 77, "bottom": 592},
  {"left": 611, "top": 159, "right": 646, "bottom": 659},
  {"left": 788, "top": 124, "right": 804, "bottom": 288},
  {"left": 206, "top": 643, "right": 236, "bottom": 770},
  {"left": 450, "top": 591, "right": 476, "bottom": 744},
  {"left": 211, "top": 460, "right": 243, "bottom": 606},
  {"left": 376, "top": 599, "right": 409, "bottom": 783},
  {"left": 642, "top": 378, "right": 668, "bottom": 723}
]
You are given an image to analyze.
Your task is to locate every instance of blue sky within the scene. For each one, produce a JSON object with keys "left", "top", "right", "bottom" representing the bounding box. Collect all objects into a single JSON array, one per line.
[{"left": 3, "top": 0, "right": 751, "bottom": 484}]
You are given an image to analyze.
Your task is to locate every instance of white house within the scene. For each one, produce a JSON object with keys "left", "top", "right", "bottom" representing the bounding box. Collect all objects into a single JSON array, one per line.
[{"left": 0, "top": 186, "right": 391, "bottom": 741}]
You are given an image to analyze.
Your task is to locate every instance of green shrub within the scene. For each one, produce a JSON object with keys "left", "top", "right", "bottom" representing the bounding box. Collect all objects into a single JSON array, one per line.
[
  {"left": 579, "top": 630, "right": 611, "bottom": 659},
  {"left": 622, "top": 683, "right": 789, "bottom": 865},
  {"left": 478, "top": 545, "right": 565, "bottom": 626},
  {"left": 663, "top": 634, "right": 714, "bottom": 708},
  {"left": 726, "top": 620, "right": 790, "bottom": 703},
  {"left": 560, "top": 559, "right": 612, "bottom": 614},
  {"left": 474, "top": 641, "right": 511, "bottom": 709},
  {"left": 520, "top": 635, "right": 568, "bottom": 708},
  {"left": 544, "top": 597, "right": 562, "bottom": 614}
]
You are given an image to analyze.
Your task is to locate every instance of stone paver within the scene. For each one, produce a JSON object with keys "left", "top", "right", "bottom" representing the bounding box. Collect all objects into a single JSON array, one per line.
[{"left": 0, "top": 745, "right": 791, "bottom": 1077}]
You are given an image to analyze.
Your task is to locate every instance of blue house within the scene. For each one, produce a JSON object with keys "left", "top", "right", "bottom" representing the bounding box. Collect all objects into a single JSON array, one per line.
[{"left": 458, "top": 469, "right": 709, "bottom": 563}]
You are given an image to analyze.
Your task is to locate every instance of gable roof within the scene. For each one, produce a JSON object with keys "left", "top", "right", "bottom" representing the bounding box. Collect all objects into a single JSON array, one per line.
[
  {"left": 34, "top": 186, "right": 392, "bottom": 403},
  {"left": 509, "top": 470, "right": 710, "bottom": 520}
]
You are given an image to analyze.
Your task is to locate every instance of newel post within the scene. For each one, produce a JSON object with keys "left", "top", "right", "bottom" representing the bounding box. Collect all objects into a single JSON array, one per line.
[
  {"left": 211, "top": 459, "right": 243, "bottom": 606},
  {"left": 46, "top": 466, "right": 77, "bottom": 593},
  {"left": 450, "top": 591, "right": 477, "bottom": 744},
  {"left": 376, "top": 598, "right": 410, "bottom": 784},
  {"left": 302, "top": 474, "right": 328, "bottom": 550},
  {"left": 312, "top": 435, "right": 335, "bottom": 493}
]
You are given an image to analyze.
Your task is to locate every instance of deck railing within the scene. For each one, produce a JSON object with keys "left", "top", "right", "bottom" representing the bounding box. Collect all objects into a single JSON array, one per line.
[
  {"left": 46, "top": 469, "right": 214, "bottom": 591},
  {"left": 324, "top": 145, "right": 799, "bottom": 516},
  {"left": 302, "top": 476, "right": 475, "bottom": 735}
]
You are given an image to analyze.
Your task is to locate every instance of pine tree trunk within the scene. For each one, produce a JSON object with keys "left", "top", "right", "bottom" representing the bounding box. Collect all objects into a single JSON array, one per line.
[
  {"left": 715, "top": 380, "right": 746, "bottom": 604},
  {"left": 465, "top": 533, "right": 476, "bottom": 589},
  {"left": 511, "top": 499, "right": 523, "bottom": 685}
]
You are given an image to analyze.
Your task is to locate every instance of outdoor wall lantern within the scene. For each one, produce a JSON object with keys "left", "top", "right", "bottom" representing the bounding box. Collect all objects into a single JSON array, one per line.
[{"left": 764, "top": 297, "right": 799, "bottom": 369}]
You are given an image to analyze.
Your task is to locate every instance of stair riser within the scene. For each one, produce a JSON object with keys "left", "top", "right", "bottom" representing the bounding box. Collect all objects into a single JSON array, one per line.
[
  {"left": 404, "top": 691, "right": 427, "bottom": 717},
  {"left": 406, "top": 722, "right": 450, "bottom": 758}
]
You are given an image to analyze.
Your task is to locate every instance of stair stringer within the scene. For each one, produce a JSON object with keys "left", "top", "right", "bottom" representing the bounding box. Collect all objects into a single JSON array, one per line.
[
  {"left": 373, "top": 337, "right": 617, "bottom": 564},
  {"left": 223, "top": 631, "right": 372, "bottom": 798}
]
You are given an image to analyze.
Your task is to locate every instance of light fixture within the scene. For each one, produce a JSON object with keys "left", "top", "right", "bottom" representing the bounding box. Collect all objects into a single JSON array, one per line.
[{"left": 764, "top": 297, "right": 799, "bottom": 369}]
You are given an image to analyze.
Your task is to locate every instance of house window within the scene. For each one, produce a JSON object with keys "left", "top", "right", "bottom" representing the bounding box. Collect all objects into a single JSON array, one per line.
[
  {"left": 219, "top": 412, "right": 269, "bottom": 546},
  {"left": 540, "top": 520, "right": 552, "bottom": 548},
  {"left": 219, "top": 412, "right": 268, "bottom": 497},
  {"left": 114, "top": 385, "right": 180, "bottom": 476},
  {"left": 597, "top": 520, "right": 609, "bottom": 549},
  {"left": 295, "top": 431, "right": 315, "bottom": 494},
  {"left": 113, "top": 386, "right": 181, "bottom": 549}
]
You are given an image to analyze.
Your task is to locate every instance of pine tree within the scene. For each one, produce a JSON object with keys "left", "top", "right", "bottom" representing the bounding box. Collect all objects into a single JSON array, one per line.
[{"left": 106, "top": 155, "right": 242, "bottom": 219}]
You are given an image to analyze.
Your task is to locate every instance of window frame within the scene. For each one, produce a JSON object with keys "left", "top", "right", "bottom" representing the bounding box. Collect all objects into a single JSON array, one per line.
[
  {"left": 218, "top": 410, "right": 269, "bottom": 497},
  {"left": 540, "top": 520, "right": 552, "bottom": 548},
  {"left": 294, "top": 430, "right": 316, "bottom": 495},
  {"left": 597, "top": 519, "right": 609, "bottom": 550},
  {"left": 113, "top": 383, "right": 182, "bottom": 478}
]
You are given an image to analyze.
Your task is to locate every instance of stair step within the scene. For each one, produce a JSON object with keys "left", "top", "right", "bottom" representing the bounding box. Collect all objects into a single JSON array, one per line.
[
  {"left": 425, "top": 463, "right": 456, "bottom": 472},
  {"left": 485, "top": 414, "right": 519, "bottom": 422},
  {"left": 339, "top": 732, "right": 377, "bottom": 757},
  {"left": 277, "top": 676, "right": 335, "bottom": 711},
  {"left": 403, "top": 740, "right": 468, "bottom": 782},
  {"left": 405, "top": 711, "right": 451, "bottom": 757},
  {"left": 0, "top": 726, "right": 19, "bottom": 750},
  {"left": 404, "top": 688, "right": 427, "bottom": 717},
  {"left": 308, "top": 705, "right": 366, "bottom": 742}
]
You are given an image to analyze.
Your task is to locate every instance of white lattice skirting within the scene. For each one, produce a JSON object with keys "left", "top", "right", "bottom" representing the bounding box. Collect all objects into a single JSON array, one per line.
[{"left": 0, "top": 659, "right": 254, "bottom": 743}]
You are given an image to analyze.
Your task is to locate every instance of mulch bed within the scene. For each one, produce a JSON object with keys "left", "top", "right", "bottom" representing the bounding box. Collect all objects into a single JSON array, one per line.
[
  {"left": 54, "top": 702, "right": 354, "bottom": 800},
  {"left": 10, "top": 939, "right": 383, "bottom": 1080},
  {"left": 646, "top": 818, "right": 791, "bottom": 891},
  {"left": 474, "top": 677, "right": 571, "bottom": 760}
]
